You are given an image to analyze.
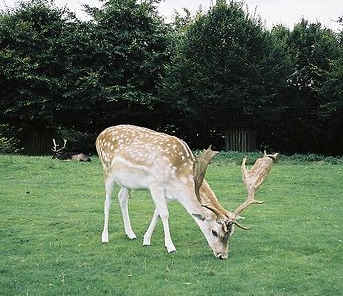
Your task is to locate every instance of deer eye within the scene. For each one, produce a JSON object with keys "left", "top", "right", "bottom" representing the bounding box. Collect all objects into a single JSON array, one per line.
[{"left": 212, "top": 230, "right": 218, "bottom": 237}]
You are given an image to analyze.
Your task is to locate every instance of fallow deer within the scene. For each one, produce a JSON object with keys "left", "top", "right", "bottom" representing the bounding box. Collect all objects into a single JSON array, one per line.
[
  {"left": 96, "top": 124, "right": 278, "bottom": 259},
  {"left": 52, "top": 139, "right": 91, "bottom": 162}
]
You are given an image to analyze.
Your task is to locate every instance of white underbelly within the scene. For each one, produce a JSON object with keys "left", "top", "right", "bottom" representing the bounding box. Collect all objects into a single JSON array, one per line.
[
  {"left": 109, "top": 158, "right": 153, "bottom": 189},
  {"left": 112, "top": 170, "right": 152, "bottom": 189},
  {"left": 109, "top": 156, "right": 175, "bottom": 190}
]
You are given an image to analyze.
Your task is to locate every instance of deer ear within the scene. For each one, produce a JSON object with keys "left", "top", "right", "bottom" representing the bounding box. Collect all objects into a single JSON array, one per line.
[
  {"left": 192, "top": 213, "right": 214, "bottom": 221},
  {"left": 192, "top": 213, "right": 206, "bottom": 221}
]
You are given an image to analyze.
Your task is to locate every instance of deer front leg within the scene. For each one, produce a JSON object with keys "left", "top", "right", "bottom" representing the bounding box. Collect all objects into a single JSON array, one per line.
[
  {"left": 118, "top": 187, "right": 136, "bottom": 239},
  {"left": 149, "top": 186, "right": 176, "bottom": 253}
]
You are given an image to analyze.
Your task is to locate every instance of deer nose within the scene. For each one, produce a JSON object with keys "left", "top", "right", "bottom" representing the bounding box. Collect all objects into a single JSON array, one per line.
[{"left": 217, "top": 253, "right": 228, "bottom": 259}]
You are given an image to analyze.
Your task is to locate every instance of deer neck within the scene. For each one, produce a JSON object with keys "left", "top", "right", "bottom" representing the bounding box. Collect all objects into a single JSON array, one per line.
[
  {"left": 198, "top": 180, "right": 229, "bottom": 218},
  {"left": 174, "top": 178, "right": 227, "bottom": 221}
]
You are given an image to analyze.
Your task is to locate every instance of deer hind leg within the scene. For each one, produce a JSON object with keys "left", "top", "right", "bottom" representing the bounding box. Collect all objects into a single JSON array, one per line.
[
  {"left": 102, "top": 176, "right": 115, "bottom": 243},
  {"left": 118, "top": 187, "right": 136, "bottom": 239},
  {"left": 143, "top": 208, "right": 159, "bottom": 247},
  {"left": 148, "top": 185, "right": 176, "bottom": 253}
]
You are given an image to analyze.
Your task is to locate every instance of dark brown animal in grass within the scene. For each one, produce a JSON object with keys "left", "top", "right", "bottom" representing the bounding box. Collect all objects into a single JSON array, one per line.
[{"left": 52, "top": 139, "right": 91, "bottom": 162}]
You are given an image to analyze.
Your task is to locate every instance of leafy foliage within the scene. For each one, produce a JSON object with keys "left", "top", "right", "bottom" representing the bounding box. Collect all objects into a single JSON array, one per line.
[
  {"left": 160, "top": 1, "right": 291, "bottom": 145},
  {"left": 0, "top": 0, "right": 171, "bottom": 149},
  {"left": 73, "top": 0, "right": 172, "bottom": 129},
  {"left": 0, "top": 0, "right": 343, "bottom": 155},
  {"left": 0, "top": 0, "right": 74, "bottom": 141},
  {"left": 279, "top": 20, "right": 342, "bottom": 154}
]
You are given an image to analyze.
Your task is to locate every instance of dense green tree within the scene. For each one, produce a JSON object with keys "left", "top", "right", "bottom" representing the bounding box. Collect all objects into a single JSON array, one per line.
[
  {"left": 318, "top": 18, "right": 343, "bottom": 154},
  {"left": 278, "top": 20, "right": 342, "bottom": 154},
  {"left": 0, "top": 0, "right": 77, "bottom": 150},
  {"left": 320, "top": 53, "right": 343, "bottom": 154},
  {"left": 1, "top": 0, "right": 343, "bottom": 155},
  {"left": 160, "top": 0, "right": 291, "bottom": 148},
  {"left": 79, "top": 0, "right": 171, "bottom": 131},
  {"left": 0, "top": 0, "right": 172, "bottom": 151}
]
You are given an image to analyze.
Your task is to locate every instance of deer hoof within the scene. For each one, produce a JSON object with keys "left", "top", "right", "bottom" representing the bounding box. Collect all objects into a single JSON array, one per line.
[
  {"left": 166, "top": 245, "right": 177, "bottom": 253},
  {"left": 126, "top": 233, "right": 137, "bottom": 240}
]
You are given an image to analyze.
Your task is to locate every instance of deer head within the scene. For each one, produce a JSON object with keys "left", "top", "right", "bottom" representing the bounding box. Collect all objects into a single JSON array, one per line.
[
  {"left": 192, "top": 148, "right": 278, "bottom": 258},
  {"left": 51, "top": 138, "right": 67, "bottom": 158}
]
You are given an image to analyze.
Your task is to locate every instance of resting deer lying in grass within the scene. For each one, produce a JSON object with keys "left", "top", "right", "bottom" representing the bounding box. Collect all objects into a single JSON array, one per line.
[
  {"left": 52, "top": 139, "right": 91, "bottom": 162},
  {"left": 96, "top": 124, "right": 278, "bottom": 259}
]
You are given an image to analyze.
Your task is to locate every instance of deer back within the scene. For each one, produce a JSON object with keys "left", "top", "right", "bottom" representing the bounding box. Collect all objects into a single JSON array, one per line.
[{"left": 96, "top": 125, "right": 195, "bottom": 188}]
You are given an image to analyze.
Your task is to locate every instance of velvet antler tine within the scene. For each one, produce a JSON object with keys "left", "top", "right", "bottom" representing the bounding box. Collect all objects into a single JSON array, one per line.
[
  {"left": 193, "top": 146, "right": 218, "bottom": 201},
  {"left": 231, "top": 152, "right": 278, "bottom": 230},
  {"left": 192, "top": 147, "right": 224, "bottom": 216}
]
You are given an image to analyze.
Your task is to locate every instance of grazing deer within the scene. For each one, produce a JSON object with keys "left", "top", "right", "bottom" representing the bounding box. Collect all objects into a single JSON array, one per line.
[
  {"left": 96, "top": 125, "right": 278, "bottom": 259},
  {"left": 52, "top": 139, "right": 91, "bottom": 162}
]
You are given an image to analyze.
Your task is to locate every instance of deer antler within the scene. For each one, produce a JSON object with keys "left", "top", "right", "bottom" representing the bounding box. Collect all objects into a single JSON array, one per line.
[
  {"left": 193, "top": 146, "right": 217, "bottom": 201},
  {"left": 52, "top": 139, "right": 58, "bottom": 152},
  {"left": 230, "top": 151, "right": 279, "bottom": 230},
  {"left": 193, "top": 147, "right": 226, "bottom": 218},
  {"left": 52, "top": 138, "right": 67, "bottom": 153}
]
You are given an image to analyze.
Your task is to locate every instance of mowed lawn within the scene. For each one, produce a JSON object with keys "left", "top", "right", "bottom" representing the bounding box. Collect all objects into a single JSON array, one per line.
[{"left": 0, "top": 154, "right": 342, "bottom": 296}]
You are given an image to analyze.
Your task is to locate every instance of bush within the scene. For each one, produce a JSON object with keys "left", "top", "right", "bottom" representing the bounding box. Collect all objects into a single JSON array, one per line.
[
  {"left": 0, "top": 125, "right": 22, "bottom": 153},
  {"left": 55, "top": 126, "right": 96, "bottom": 153},
  {"left": 210, "top": 150, "right": 343, "bottom": 165}
]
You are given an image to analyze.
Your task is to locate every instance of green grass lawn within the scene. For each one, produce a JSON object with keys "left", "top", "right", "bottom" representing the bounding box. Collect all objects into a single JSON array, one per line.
[{"left": 0, "top": 154, "right": 342, "bottom": 295}]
